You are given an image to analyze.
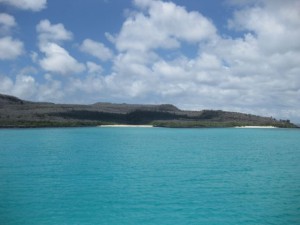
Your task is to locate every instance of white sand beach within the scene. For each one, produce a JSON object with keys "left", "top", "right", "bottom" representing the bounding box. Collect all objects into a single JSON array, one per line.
[
  {"left": 99, "top": 125, "right": 154, "bottom": 128},
  {"left": 235, "top": 126, "right": 277, "bottom": 128}
]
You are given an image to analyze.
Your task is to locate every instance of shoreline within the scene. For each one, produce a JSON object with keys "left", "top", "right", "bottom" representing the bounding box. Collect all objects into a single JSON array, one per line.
[
  {"left": 1, "top": 125, "right": 297, "bottom": 129},
  {"left": 98, "top": 125, "right": 154, "bottom": 128},
  {"left": 234, "top": 126, "right": 277, "bottom": 129}
]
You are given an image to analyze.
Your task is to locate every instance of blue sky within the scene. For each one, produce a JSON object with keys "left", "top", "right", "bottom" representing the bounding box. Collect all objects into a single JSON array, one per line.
[{"left": 0, "top": 0, "right": 300, "bottom": 122}]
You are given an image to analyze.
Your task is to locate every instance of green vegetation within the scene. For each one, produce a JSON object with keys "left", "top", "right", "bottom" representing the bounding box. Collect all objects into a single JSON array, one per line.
[
  {"left": 0, "top": 120, "right": 296, "bottom": 129},
  {"left": 51, "top": 110, "right": 186, "bottom": 125},
  {"left": 152, "top": 121, "right": 297, "bottom": 128},
  {"left": 0, "top": 120, "right": 111, "bottom": 128}
]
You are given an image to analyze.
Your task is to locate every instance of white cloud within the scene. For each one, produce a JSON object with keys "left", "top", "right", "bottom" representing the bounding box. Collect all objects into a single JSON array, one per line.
[
  {"left": 105, "top": 32, "right": 116, "bottom": 43},
  {"left": 113, "top": 50, "right": 158, "bottom": 77},
  {"left": 228, "top": 0, "right": 300, "bottom": 54},
  {"left": 37, "top": 19, "right": 73, "bottom": 44},
  {"left": 80, "top": 39, "right": 113, "bottom": 61},
  {"left": 0, "top": 75, "right": 13, "bottom": 94},
  {"left": 133, "top": 0, "right": 153, "bottom": 9},
  {"left": 86, "top": 61, "right": 103, "bottom": 74},
  {"left": 0, "top": 36, "right": 24, "bottom": 60},
  {"left": 12, "top": 75, "right": 37, "bottom": 98},
  {"left": 116, "top": 0, "right": 216, "bottom": 51},
  {"left": 68, "top": 75, "right": 105, "bottom": 95},
  {"left": 0, "top": 0, "right": 47, "bottom": 11},
  {"left": 37, "top": 74, "right": 64, "bottom": 102},
  {"left": 0, "top": 74, "right": 37, "bottom": 99},
  {"left": 0, "top": 73, "right": 64, "bottom": 102},
  {"left": 0, "top": 13, "right": 16, "bottom": 34},
  {"left": 30, "top": 51, "right": 38, "bottom": 63},
  {"left": 39, "top": 42, "right": 85, "bottom": 75},
  {"left": 36, "top": 20, "right": 83, "bottom": 75}
]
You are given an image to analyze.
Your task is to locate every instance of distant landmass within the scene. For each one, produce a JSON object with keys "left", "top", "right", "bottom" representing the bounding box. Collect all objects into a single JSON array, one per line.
[{"left": 0, "top": 93, "right": 297, "bottom": 128}]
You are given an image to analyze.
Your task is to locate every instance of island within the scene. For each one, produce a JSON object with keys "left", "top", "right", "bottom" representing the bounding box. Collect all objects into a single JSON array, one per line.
[{"left": 0, "top": 93, "right": 297, "bottom": 128}]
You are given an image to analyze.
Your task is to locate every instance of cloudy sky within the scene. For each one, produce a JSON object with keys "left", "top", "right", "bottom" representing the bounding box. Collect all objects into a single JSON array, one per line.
[{"left": 0, "top": 0, "right": 299, "bottom": 122}]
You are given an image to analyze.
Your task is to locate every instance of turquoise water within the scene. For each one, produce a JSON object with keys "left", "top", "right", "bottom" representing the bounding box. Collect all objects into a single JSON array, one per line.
[{"left": 0, "top": 127, "right": 299, "bottom": 225}]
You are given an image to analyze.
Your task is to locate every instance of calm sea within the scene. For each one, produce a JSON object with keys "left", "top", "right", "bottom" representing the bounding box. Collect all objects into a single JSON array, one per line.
[{"left": 0, "top": 127, "right": 299, "bottom": 225}]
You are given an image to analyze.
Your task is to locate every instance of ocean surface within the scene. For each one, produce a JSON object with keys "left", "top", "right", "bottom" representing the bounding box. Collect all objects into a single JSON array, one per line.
[{"left": 0, "top": 127, "right": 299, "bottom": 225}]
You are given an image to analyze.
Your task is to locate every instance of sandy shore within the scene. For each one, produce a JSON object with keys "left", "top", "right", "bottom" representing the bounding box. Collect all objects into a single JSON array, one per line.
[
  {"left": 235, "top": 126, "right": 277, "bottom": 128},
  {"left": 99, "top": 125, "right": 154, "bottom": 128}
]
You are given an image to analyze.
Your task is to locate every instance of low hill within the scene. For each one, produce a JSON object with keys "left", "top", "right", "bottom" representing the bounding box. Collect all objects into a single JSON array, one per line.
[{"left": 0, "top": 93, "right": 297, "bottom": 128}]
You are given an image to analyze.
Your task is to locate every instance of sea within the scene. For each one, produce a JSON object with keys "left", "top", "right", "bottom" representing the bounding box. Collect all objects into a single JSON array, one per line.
[{"left": 0, "top": 127, "right": 299, "bottom": 225}]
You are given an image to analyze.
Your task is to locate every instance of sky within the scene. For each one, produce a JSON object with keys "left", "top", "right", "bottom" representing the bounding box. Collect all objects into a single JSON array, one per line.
[{"left": 0, "top": 0, "right": 300, "bottom": 122}]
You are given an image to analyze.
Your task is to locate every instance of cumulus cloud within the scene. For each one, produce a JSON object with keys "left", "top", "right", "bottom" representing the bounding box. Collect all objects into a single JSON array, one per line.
[
  {"left": 12, "top": 75, "right": 37, "bottom": 98},
  {"left": 0, "top": 14, "right": 23, "bottom": 60},
  {"left": 39, "top": 42, "right": 85, "bottom": 75},
  {"left": 116, "top": 0, "right": 216, "bottom": 51},
  {"left": 68, "top": 75, "right": 105, "bottom": 95},
  {"left": 0, "top": 36, "right": 24, "bottom": 60},
  {"left": 80, "top": 39, "right": 113, "bottom": 61},
  {"left": 0, "top": 75, "right": 13, "bottom": 94},
  {"left": 86, "top": 61, "right": 103, "bottom": 74},
  {"left": 0, "top": 0, "right": 47, "bottom": 11},
  {"left": 104, "top": 0, "right": 219, "bottom": 100},
  {"left": 0, "top": 13, "right": 16, "bottom": 27},
  {"left": 0, "top": 73, "right": 65, "bottom": 102},
  {"left": 37, "top": 19, "right": 73, "bottom": 44},
  {"left": 228, "top": 0, "right": 300, "bottom": 54},
  {"left": 36, "top": 20, "right": 85, "bottom": 75},
  {"left": 0, "top": 74, "right": 37, "bottom": 99},
  {"left": 0, "top": 13, "right": 16, "bottom": 34},
  {"left": 37, "top": 74, "right": 64, "bottom": 102}
]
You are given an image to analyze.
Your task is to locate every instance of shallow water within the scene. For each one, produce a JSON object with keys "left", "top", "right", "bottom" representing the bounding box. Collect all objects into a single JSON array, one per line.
[{"left": 0, "top": 127, "right": 299, "bottom": 225}]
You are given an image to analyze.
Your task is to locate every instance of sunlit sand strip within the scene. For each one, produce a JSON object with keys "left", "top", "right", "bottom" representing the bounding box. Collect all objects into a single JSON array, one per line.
[
  {"left": 235, "top": 126, "right": 277, "bottom": 128},
  {"left": 99, "top": 125, "right": 153, "bottom": 128}
]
